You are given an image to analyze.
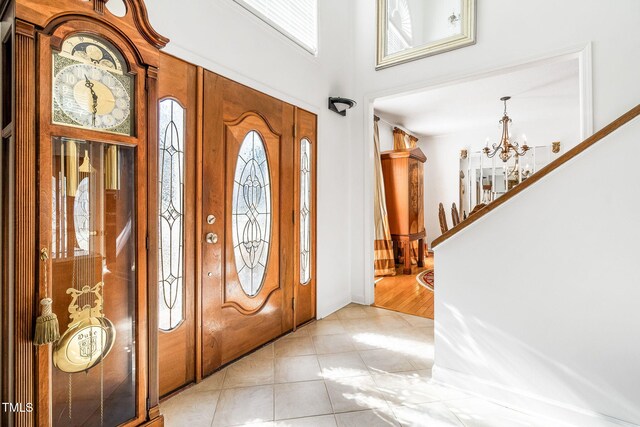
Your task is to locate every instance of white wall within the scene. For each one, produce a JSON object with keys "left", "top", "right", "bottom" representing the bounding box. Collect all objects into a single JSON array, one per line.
[
  {"left": 433, "top": 117, "right": 640, "bottom": 426},
  {"left": 377, "top": 119, "right": 395, "bottom": 152},
  {"left": 350, "top": 0, "right": 640, "bottom": 305},
  {"left": 145, "top": 0, "right": 355, "bottom": 318},
  {"left": 419, "top": 133, "right": 460, "bottom": 247}
]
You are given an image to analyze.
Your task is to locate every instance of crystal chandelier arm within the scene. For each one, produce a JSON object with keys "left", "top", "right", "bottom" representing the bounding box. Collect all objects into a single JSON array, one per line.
[
  {"left": 512, "top": 140, "right": 530, "bottom": 156},
  {"left": 483, "top": 143, "right": 502, "bottom": 158}
]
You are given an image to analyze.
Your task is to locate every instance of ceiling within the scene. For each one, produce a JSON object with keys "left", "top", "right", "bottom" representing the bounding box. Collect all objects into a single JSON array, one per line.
[{"left": 374, "top": 58, "right": 580, "bottom": 138}]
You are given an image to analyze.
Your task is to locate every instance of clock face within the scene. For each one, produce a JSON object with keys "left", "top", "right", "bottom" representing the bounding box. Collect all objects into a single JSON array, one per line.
[
  {"left": 53, "top": 63, "right": 131, "bottom": 131},
  {"left": 52, "top": 34, "right": 134, "bottom": 136}
]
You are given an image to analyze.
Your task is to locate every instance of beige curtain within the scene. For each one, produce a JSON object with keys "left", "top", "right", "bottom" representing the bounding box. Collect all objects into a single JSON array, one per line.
[
  {"left": 373, "top": 117, "right": 396, "bottom": 277},
  {"left": 393, "top": 127, "right": 418, "bottom": 150}
]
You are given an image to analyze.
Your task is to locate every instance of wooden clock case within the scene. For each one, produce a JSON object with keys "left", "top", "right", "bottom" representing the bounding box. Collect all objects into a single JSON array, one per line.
[{"left": 1, "top": 0, "right": 168, "bottom": 425}]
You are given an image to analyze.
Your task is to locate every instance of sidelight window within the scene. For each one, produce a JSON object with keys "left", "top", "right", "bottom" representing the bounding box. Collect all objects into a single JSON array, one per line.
[
  {"left": 158, "top": 99, "right": 185, "bottom": 331},
  {"left": 300, "top": 138, "right": 311, "bottom": 284},
  {"left": 232, "top": 130, "right": 272, "bottom": 297}
]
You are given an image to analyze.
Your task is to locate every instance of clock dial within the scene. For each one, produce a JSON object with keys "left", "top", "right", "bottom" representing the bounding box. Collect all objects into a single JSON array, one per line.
[
  {"left": 52, "top": 34, "right": 134, "bottom": 135},
  {"left": 54, "top": 63, "right": 131, "bottom": 130}
]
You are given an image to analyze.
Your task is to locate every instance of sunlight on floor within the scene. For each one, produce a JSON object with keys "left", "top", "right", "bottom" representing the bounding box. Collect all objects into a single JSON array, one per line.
[{"left": 159, "top": 304, "right": 561, "bottom": 427}]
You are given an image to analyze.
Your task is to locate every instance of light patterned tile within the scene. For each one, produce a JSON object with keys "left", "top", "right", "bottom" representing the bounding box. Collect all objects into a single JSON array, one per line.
[
  {"left": 275, "top": 355, "right": 322, "bottom": 383},
  {"left": 396, "top": 313, "right": 435, "bottom": 328},
  {"left": 322, "top": 313, "right": 340, "bottom": 321},
  {"left": 161, "top": 389, "right": 220, "bottom": 427},
  {"left": 391, "top": 402, "right": 463, "bottom": 427},
  {"left": 212, "top": 385, "right": 273, "bottom": 426},
  {"left": 313, "top": 334, "right": 356, "bottom": 354},
  {"left": 223, "top": 357, "right": 274, "bottom": 388},
  {"left": 361, "top": 306, "right": 399, "bottom": 317},
  {"left": 274, "top": 381, "right": 333, "bottom": 420},
  {"left": 275, "top": 336, "right": 316, "bottom": 357},
  {"left": 281, "top": 325, "right": 312, "bottom": 340},
  {"left": 325, "top": 375, "right": 388, "bottom": 413},
  {"left": 336, "top": 306, "right": 369, "bottom": 320},
  {"left": 318, "top": 352, "right": 370, "bottom": 379},
  {"left": 251, "top": 343, "right": 275, "bottom": 360},
  {"left": 190, "top": 368, "right": 226, "bottom": 392},
  {"left": 307, "top": 320, "right": 347, "bottom": 336},
  {"left": 369, "top": 316, "right": 414, "bottom": 331},
  {"left": 359, "top": 349, "right": 415, "bottom": 374},
  {"left": 373, "top": 372, "right": 469, "bottom": 406},
  {"left": 275, "top": 414, "right": 337, "bottom": 427},
  {"left": 350, "top": 330, "right": 400, "bottom": 351},
  {"left": 335, "top": 408, "right": 400, "bottom": 427},
  {"left": 340, "top": 318, "right": 376, "bottom": 333},
  {"left": 406, "top": 353, "right": 435, "bottom": 370}
]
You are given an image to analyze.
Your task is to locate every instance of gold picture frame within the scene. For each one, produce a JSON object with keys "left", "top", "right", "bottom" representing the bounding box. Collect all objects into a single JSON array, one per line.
[{"left": 376, "top": 0, "right": 477, "bottom": 70}]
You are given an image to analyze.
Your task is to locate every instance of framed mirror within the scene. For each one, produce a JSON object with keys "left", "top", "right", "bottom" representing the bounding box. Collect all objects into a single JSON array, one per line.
[{"left": 376, "top": 0, "right": 476, "bottom": 70}]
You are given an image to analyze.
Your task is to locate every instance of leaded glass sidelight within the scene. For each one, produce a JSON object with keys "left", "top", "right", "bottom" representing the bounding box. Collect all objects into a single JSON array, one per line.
[
  {"left": 300, "top": 138, "right": 311, "bottom": 284},
  {"left": 158, "top": 99, "right": 185, "bottom": 331},
  {"left": 232, "top": 131, "right": 272, "bottom": 297}
]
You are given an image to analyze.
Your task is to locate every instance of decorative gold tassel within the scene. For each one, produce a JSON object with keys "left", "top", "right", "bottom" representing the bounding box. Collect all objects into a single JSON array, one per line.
[
  {"left": 34, "top": 248, "right": 60, "bottom": 345},
  {"left": 34, "top": 298, "right": 60, "bottom": 345}
]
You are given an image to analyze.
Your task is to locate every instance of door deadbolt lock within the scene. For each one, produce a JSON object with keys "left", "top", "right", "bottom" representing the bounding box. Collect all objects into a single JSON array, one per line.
[
  {"left": 207, "top": 214, "right": 216, "bottom": 224},
  {"left": 205, "top": 232, "right": 218, "bottom": 244}
]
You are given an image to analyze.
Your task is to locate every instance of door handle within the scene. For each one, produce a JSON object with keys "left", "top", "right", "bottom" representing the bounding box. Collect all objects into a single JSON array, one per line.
[{"left": 205, "top": 233, "right": 218, "bottom": 244}]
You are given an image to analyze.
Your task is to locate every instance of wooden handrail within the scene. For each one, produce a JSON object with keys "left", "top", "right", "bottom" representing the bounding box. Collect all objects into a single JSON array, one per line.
[{"left": 432, "top": 103, "right": 640, "bottom": 248}]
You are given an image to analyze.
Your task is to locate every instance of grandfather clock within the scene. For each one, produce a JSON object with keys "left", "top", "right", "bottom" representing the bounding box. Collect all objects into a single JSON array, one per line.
[{"left": 2, "top": 0, "right": 168, "bottom": 425}]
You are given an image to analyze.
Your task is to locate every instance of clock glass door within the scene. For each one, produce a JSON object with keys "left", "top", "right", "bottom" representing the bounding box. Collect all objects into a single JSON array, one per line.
[{"left": 49, "top": 137, "right": 137, "bottom": 426}]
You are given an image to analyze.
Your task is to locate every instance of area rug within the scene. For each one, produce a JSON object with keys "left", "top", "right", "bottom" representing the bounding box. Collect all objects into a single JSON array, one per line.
[{"left": 416, "top": 269, "right": 434, "bottom": 291}]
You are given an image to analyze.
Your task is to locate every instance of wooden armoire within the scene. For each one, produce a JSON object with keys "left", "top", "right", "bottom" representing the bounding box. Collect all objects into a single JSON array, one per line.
[{"left": 380, "top": 147, "right": 427, "bottom": 274}]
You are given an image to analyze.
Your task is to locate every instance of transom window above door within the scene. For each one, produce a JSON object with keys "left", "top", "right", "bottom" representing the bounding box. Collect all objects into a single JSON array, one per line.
[{"left": 233, "top": 0, "right": 318, "bottom": 55}]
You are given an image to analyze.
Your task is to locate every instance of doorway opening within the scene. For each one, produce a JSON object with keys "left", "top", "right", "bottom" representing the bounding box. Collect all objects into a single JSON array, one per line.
[{"left": 369, "top": 51, "right": 589, "bottom": 319}]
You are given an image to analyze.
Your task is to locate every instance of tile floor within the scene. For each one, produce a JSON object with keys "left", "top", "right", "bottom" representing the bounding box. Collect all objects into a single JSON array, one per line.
[{"left": 160, "top": 304, "right": 561, "bottom": 427}]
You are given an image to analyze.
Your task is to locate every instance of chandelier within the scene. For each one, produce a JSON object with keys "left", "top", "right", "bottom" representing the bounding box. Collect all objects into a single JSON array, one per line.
[{"left": 483, "top": 96, "right": 530, "bottom": 162}]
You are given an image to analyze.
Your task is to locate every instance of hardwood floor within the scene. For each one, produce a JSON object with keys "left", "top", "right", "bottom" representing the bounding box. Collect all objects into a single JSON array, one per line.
[{"left": 373, "top": 255, "right": 434, "bottom": 319}]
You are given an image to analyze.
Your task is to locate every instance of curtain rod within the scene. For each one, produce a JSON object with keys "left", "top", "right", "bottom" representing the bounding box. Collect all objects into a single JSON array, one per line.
[
  {"left": 374, "top": 115, "right": 419, "bottom": 140},
  {"left": 374, "top": 115, "right": 400, "bottom": 129}
]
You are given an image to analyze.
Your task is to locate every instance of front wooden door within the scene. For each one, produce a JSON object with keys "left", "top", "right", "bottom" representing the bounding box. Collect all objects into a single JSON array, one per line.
[
  {"left": 156, "top": 53, "right": 197, "bottom": 397},
  {"left": 201, "top": 72, "right": 295, "bottom": 374}
]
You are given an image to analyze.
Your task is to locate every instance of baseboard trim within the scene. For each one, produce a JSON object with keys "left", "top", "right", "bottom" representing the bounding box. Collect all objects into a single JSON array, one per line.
[{"left": 431, "top": 365, "right": 639, "bottom": 427}]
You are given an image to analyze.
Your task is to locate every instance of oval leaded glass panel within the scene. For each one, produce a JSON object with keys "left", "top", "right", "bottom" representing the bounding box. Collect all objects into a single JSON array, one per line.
[
  {"left": 300, "top": 138, "right": 311, "bottom": 285},
  {"left": 158, "top": 99, "right": 185, "bottom": 331},
  {"left": 232, "top": 131, "right": 271, "bottom": 297}
]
